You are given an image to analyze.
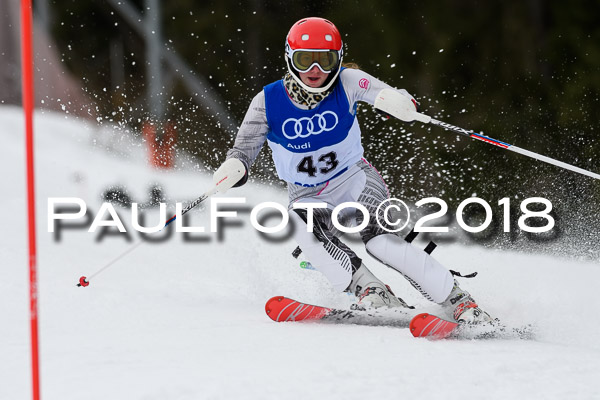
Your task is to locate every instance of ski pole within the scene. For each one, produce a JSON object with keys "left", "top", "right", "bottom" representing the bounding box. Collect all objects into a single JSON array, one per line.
[
  {"left": 375, "top": 88, "right": 600, "bottom": 180},
  {"left": 427, "top": 118, "right": 600, "bottom": 180},
  {"left": 77, "top": 185, "right": 220, "bottom": 287}
]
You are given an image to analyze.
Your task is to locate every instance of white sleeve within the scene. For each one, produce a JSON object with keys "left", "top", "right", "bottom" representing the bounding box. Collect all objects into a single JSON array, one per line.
[
  {"left": 339, "top": 68, "right": 416, "bottom": 111},
  {"left": 225, "top": 91, "right": 269, "bottom": 171}
]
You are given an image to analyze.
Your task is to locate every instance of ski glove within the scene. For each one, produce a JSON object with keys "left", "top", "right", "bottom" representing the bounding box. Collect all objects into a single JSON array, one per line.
[
  {"left": 374, "top": 88, "right": 430, "bottom": 124},
  {"left": 213, "top": 158, "right": 247, "bottom": 193}
]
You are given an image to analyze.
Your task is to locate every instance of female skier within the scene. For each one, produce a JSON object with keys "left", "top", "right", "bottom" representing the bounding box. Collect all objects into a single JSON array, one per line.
[{"left": 213, "top": 17, "right": 491, "bottom": 324}]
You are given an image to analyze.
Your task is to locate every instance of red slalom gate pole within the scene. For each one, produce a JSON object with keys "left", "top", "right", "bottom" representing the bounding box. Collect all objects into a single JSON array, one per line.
[{"left": 20, "top": 0, "right": 40, "bottom": 399}]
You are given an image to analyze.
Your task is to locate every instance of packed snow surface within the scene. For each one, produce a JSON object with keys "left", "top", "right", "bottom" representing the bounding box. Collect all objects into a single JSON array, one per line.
[{"left": 1, "top": 107, "right": 598, "bottom": 400}]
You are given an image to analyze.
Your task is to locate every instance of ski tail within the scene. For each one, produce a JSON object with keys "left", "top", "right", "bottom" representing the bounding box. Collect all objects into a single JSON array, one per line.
[
  {"left": 409, "top": 313, "right": 458, "bottom": 339},
  {"left": 265, "top": 296, "right": 332, "bottom": 322}
]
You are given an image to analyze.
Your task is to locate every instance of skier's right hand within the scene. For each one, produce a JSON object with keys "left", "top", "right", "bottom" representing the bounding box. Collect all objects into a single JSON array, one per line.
[{"left": 213, "top": 158, "right": 247, "bottom": 193}]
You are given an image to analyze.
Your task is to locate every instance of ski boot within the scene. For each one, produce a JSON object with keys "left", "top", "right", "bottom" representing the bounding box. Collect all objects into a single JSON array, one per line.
[
  {"left": 350, "top": 264, "right": 412, "bottom": 309},
  {"left": 442, "top": 280, "right": 493, "bottom": 324}
]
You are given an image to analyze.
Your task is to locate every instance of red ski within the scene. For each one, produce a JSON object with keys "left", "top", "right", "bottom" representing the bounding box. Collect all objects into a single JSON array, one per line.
[
  {"left": 409, "top": 313, "right": 459, "bottom": 339},
  {"left": 265, "top": 296, "right": 332, "bottom": 322},
  {"left": 265, "top": 296, "right": 413, "bottom": 327}
]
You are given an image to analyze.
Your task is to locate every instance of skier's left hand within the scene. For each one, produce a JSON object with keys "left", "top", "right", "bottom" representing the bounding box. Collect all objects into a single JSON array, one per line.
[{"left": 375, "top": 88, "right": 431, "bottom": 124}]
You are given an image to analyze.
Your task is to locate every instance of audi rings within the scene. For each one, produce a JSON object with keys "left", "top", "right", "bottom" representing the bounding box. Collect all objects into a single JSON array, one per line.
[{"left": 281, "top": 111, "right": 339, "bottom": 140}]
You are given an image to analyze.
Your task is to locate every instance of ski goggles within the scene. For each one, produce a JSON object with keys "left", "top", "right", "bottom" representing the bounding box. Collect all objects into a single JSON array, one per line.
[{"left": 287, "top": 49, "right": 341, "bottom": 73}]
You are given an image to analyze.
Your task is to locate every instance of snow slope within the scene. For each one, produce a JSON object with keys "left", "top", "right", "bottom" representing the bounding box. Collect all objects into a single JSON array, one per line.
[{"left": 1, "top": 106, "right": 599, "bottom": 400}]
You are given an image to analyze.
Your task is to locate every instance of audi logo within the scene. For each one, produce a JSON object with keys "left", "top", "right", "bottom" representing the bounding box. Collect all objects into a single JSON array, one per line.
[{"left": 281, "top": 111, "right": 339, "bottom": 139}]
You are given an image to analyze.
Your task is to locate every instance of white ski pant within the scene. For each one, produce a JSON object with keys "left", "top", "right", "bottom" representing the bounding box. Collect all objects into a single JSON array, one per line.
[{"left": 288, "top": 160, "right": 454, "bottom": 303}]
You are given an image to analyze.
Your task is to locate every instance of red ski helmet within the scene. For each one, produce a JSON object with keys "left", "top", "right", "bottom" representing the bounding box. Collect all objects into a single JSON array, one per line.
[{"left": 285, "top": 17, "right": 343, "bottom": 93}]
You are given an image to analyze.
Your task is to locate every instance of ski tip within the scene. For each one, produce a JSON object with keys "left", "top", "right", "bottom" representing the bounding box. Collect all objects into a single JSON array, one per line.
[
  {"left": 265, "top": 296, "right": 285, "bottom": 319},
  {"left": 264, "top": 296, "right": 332, "bottom": 323},
  {"left": 409, "top": 313, "right": 428, "bottom": 337},
  {"left": 410, "top": 313, "right": 458, "bottom": 339}
]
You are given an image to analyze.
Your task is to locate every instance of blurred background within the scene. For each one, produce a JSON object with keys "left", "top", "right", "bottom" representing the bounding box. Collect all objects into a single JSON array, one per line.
[{"left": 1, "top": 0, "right": 599, "bottom": 255}]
